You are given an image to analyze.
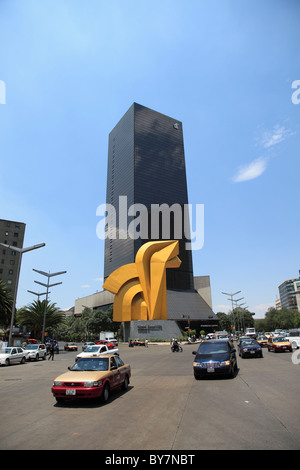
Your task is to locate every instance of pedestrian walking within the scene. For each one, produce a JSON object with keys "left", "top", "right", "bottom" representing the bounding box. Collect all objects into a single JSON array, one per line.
[{"left": 48, "top": 343, "right": 55, "bottom": 360}]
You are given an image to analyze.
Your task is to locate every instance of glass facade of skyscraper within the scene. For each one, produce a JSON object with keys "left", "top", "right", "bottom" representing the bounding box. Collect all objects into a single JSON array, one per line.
[{"left": 104, "top": 103, "right": 194, "bottom": 290}]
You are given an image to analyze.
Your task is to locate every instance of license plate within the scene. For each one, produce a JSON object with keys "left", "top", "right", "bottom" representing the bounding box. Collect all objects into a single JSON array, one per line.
[
  {"left": 66, "top": 389, "right": 76, "bottom": 395},
  {"left": 207, "top": 367, "right": 215, "bottom": 372},
  {"left": 250, "top": 351, "right": 255, "bottom": 354}
]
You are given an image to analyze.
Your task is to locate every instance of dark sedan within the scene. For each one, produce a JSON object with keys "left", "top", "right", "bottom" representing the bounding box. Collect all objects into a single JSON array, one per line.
[
  {"left": 238, "top": 339, "right": 263, "bottom": 358},
  {"left": 192, "top": 339, "right": 237, "bottom": 379}
]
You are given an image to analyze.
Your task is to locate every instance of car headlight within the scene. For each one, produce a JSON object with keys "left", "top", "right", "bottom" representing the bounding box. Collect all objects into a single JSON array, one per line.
[
  {"left": 53, "top": 381, "right": 63, "bottom": 386},
  {"left": 83, "top": 380, "right": 103, "bottom": 387},
  {"left": 220, "top": 361, "right": 230, "bottom": 366}
]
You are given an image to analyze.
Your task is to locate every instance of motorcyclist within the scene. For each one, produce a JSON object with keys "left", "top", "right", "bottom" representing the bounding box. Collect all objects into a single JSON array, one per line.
[{"left": 171, "top": 339, "right": 181, "bottom": 352}]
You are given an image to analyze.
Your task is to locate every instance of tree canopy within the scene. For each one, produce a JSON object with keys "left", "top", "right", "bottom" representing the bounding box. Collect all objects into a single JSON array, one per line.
[
  {"left": 16, "top": 299, "right": 65, "bottom": 340},
  {"left": 0, "top": 280, "right": 13, "bottom": 331}
]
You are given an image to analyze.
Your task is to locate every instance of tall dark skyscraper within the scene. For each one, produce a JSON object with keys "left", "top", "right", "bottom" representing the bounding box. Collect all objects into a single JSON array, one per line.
[{"left": 104, "top": 103, "right": 194, "bottom": 291}]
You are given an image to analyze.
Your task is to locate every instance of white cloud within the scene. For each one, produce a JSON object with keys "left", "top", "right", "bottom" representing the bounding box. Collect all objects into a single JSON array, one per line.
[
  {"left": 232, "top": 157, "right": 268, "bottom": 183},
  {"left": 260, "top": 125, "right": 293, "bottom": 148},
  {"left": 215, "top": 304, "right": 231, "bottom": 313},
  {"left": 80, "top": 284, "right": 91, "bottom": 288},
  {"left": 252, "top": 303, "right": 274, "bottom": 318}
]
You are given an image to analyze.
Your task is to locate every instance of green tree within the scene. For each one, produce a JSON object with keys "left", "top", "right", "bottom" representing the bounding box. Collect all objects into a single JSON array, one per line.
[
  {"left": 262, "top": 307, "right": 297, "bottom": 331},
  {"left": 216, "top": 312, "right": 231, "bottom": 332},
  {"left": 16, "top": 299, "right": 65, "bottom": 340},
  {"left": 0, "top": 280, "right": 13, "bottom": 332}
]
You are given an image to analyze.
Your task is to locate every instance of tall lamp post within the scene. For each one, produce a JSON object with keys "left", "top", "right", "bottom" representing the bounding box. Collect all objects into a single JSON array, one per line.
[
  {"left": 33, "top": 269, "right": 67, "bottom": 343},
  {"left": 222, "top": 290, "right": 241, "bottom": 334},
  {"left": 0, "top": 242, "right": 45, "bottom": 346},
  {"left": 27, "top": 289, "right": 49, "bottom": 299}
]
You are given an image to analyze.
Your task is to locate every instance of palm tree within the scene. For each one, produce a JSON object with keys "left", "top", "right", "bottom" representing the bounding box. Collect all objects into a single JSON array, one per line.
[
  {"left": 0, "top": 280, "right": 13, "bottom": 332},
  {"left": 16, "top": 299, "right": 65, "bottom": 340}
]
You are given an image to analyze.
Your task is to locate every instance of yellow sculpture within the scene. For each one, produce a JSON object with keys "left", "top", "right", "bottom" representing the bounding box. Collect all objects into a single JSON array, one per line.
[{"left": 103, "top": 240, "right": 181, "bottom": 322}]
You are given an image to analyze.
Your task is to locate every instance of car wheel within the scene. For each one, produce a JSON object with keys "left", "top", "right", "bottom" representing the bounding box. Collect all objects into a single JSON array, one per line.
[
  {"left": 292, "top": 341, "right": 298, "bottom": 350},
  {"left": 42, "top": 354, "right": 46, "bottom": 360},
  {"left": 5, "top": 358, "right": 10, "bottom": 366},
  {"left": 194, "top": 372, "right": 201, "bottom": 380},
  {"left": 35, "top": 354, "right": 39, "bottom": 361},
  {"left": 122, "top": 375, "right": 129, "bottom": 391},
  {"left": 20, "top": 357, "right": 25, "bottom": 364},
  {"left": 102, "top": 384, "right": 110, "bottom": 403}
]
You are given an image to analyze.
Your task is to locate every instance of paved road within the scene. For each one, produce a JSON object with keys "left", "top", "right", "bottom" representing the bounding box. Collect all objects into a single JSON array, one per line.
[{"left": 0, "top": 342, "right": 299, "bottom": 451}]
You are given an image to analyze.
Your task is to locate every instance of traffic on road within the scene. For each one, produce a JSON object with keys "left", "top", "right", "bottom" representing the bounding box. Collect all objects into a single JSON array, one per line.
[{"left": 0, "top": 331, "right": 300, "bottom": 451}]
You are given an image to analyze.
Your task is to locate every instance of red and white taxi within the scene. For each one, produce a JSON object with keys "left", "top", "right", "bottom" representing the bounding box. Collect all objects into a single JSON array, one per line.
[{"left": 51, "top": 355, "right": 131, "bottom": 404}]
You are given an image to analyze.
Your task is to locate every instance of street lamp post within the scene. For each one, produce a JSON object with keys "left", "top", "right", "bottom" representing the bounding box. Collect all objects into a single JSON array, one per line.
[
  {"left": 27, "top": 289, "right": 49, "bottom": 299},
  {"left": 32, "top": 269, "right": 67, "bottom": 343},
  {"left": 221, "top": 290, "right": 242, "bottom": 333},
  {"left": 0, "top": 242, "right": 45, "bottom": 346}
]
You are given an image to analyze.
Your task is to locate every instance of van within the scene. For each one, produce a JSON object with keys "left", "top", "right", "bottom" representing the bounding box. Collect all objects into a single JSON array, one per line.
[{"left": 245, "top": 328, "right": 256, "bottom": 339}]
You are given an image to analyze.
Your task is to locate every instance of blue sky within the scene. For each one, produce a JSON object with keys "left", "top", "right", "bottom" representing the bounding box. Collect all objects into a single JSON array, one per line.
[{"left": 0, "top": 0, "right": 299, "bottom": 318}]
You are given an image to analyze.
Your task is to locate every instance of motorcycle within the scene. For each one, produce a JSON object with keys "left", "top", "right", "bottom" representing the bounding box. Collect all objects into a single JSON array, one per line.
[{"left": 171, "top": 341, "right": 183, "bottom": 352}]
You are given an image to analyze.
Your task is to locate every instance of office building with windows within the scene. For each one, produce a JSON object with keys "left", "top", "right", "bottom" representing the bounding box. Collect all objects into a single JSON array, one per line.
[
  {"left": 278, "top": 276, "right": 300, "bottom": 312},
  {"left": 0, "top": 219, "right": 26, "bottom": 293}
]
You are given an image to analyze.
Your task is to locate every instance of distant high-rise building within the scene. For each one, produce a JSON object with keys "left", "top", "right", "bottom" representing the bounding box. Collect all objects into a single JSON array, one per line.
[{"left": 0, "top": 219, "right": 26, "bottom": 293}]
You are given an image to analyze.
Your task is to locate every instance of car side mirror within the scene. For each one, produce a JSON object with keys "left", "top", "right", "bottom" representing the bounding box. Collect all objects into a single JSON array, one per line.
[
  {"left": 232, "top": 348, "right": 236, "bottom": 353},
  {"left": 192, "top": 351, "right": 196, "bottom": 355},
  {"left": 68, "top": 366, "right": 71, "bottom": 370}
]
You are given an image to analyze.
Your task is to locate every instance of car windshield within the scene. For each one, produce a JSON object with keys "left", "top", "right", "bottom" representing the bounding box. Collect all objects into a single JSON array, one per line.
[
  {"left": 84, "top": 346, "right": 100, "bottom": 353},
  {"left": 24, "top": 345, "right": 38, "bottom": 350},
  {"left": 274, "top": 337, "right": 286, "bottom": 342},
  {"left": 1, "top": 348, "right": 13, "bottom": 354},
  {"left": 198, "top": 342, "right": 229, "bottom": 354},
  {"left": 71, "top": 357, "right": 109, "bottom": 371}
]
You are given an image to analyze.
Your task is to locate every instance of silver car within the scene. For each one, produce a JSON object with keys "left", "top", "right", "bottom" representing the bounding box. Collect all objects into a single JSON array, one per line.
[
  {"left": 0, "top": 347, "right": 27, "bottom": 366},
  {"left": 24, "top": 343, "right": 47, "bottom": 361}
]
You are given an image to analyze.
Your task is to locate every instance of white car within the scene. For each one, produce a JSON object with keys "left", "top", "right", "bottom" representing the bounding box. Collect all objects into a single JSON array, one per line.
[
  {"left": 0, "top": 347, "right": 27, "bottom": 366},
  {"left": 24, "top": 343, "right": 47, "bottom": 361},
  {"left": 76, "top": 344, "right": 119, "bottom": 361}
]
